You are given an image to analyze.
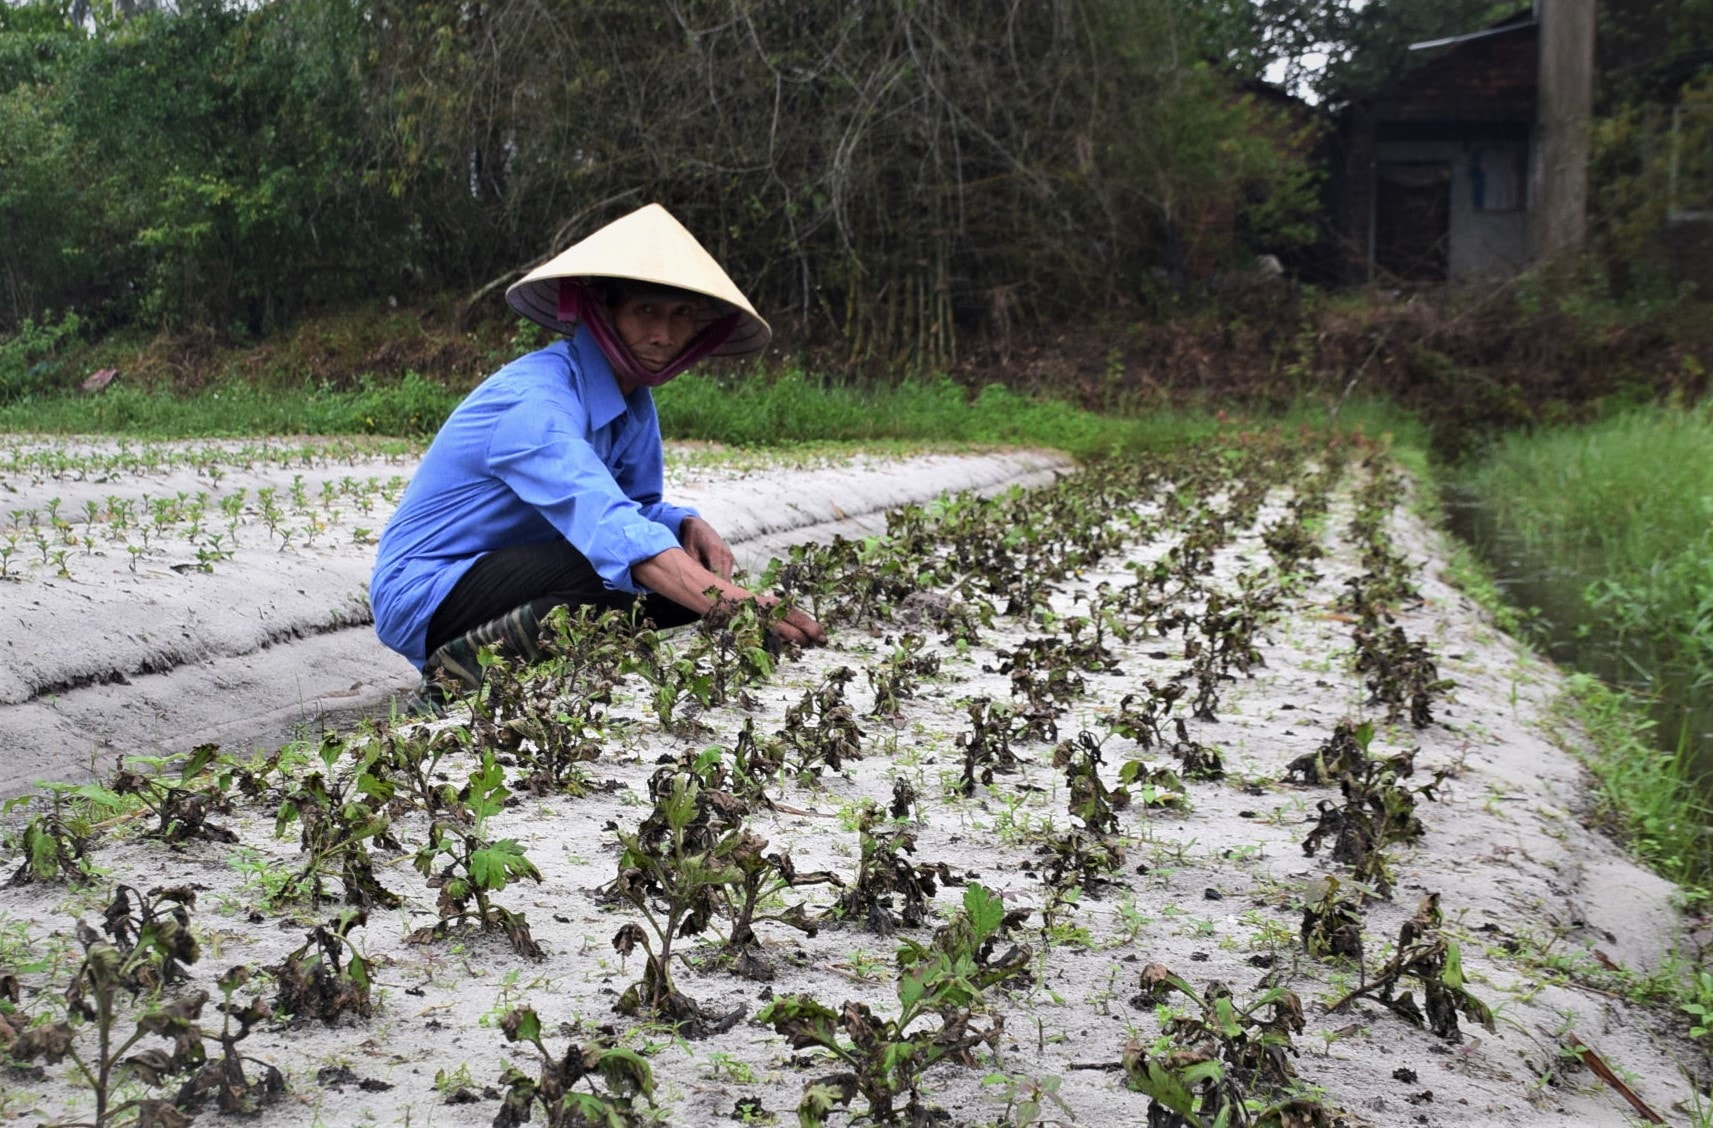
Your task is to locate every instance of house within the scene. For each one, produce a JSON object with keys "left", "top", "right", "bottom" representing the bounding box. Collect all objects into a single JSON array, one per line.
[{"left": 1334, "top": 1, "right": 1595, "bottom": 283}]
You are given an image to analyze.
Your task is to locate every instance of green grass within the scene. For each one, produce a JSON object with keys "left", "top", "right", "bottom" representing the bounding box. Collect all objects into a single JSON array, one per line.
[
  {"left": 0, "top": 372, "right": 460, "bottom": 438},
  {"left": 0, "top": 360, "right": 1426, "bottom": 460},
  {"left": 1549, "top": 673, "right": 1710, "bottom": 892},
  {"left": 653, "top": 370, "right": 1228, "bottom": 457},
  {"left": 1458, "top": 397, "right": 1713, "bottom": 688}
]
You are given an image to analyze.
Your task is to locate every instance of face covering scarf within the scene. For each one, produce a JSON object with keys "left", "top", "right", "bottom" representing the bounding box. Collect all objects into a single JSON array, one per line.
[{"left": 557, "top": 280, "right": 741, "bottom": 388}]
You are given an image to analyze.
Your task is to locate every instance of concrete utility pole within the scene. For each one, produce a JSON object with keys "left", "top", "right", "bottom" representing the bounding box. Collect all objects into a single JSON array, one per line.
[{"left": 1530, "top": 0, "right": 1597, "bottom": 262}]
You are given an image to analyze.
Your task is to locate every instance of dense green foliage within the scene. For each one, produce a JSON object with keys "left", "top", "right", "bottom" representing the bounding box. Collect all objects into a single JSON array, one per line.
[
  {"left": 0, "top": 0, "right": 1320, "bottom": 367},
  {"left": 1461, "top": 397, "right": 1713, "bottom": 692}
]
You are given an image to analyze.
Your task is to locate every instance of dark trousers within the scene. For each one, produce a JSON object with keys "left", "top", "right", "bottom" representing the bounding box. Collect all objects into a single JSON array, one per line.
[{"left": 423, "top": 539, "right": 700, "bottom": 657}]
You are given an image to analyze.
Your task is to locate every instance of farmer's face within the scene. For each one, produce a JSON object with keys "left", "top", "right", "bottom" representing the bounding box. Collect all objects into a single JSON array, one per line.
[{"left": 612, "top": 294, "right": 703, "bottom": 375}]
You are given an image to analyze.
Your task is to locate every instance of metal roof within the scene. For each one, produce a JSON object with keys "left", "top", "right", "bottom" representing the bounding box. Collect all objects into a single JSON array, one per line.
[{"left": 1408, "top": 16, "right": 1536, "bottom": 53}]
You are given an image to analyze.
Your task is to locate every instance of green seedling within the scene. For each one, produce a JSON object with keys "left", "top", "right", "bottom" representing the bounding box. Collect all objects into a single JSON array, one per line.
[
  {"left": 412, "top": 751, "right": 543, "bottom": 957},
  {"left": 3, "top": 792, "right": 97, "bottom": 885},
  {"left": 1121, "top": 969, "right": 1326, "bottom": 1128},
  {"left": 981, "top": 1071, "right": 1075, "bottom": 1128}
]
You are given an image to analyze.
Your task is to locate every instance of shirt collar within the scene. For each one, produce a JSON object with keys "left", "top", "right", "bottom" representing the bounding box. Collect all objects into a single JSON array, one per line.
[{"left": 565, "top": 324, "right": 636, "bottom": 430}]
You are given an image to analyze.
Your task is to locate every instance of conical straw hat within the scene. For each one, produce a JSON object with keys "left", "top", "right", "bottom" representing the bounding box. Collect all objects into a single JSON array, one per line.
[{"left": 506, "top": 203, "right": 771, "bottom": 355}]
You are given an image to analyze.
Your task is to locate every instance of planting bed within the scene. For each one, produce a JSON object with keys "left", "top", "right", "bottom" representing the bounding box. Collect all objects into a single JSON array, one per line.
[
  {"left": 0, "top": 437, "right": 1061, "bottom": 795},
  {"left": 0, "top": 431, "right": 1698, "bottom": 1127}
]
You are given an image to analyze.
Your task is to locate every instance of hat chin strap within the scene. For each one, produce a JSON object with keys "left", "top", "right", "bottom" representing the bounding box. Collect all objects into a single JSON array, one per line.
[{"left": 557, "top": 280, "right": 740, "bottom": 388}]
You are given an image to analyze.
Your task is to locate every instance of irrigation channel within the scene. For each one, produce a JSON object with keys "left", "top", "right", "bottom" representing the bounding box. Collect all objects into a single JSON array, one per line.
[{"left": 1443, "top": 488, "right": 1713, "bottom": 786}]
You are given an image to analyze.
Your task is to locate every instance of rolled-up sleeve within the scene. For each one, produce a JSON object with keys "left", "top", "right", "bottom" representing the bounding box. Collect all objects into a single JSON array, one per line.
[{"left": 487, "top": 403, "right": 682, "bottom": 592}]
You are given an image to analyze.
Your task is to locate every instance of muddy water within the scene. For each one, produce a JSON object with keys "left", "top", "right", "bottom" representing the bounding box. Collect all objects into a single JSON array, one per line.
[{"left": 1442, "top": 488, "right": 1713, "bottom": 778}]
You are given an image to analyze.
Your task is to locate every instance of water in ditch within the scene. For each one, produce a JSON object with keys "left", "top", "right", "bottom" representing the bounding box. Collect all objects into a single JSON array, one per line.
[{"left": 1441, "top": 486, "right": 1713, "bottom": 780}]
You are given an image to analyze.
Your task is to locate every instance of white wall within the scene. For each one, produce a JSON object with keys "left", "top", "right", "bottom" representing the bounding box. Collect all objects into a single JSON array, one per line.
[{"left": 1375, "top": 139, "right": 1530, "bottom": 279}]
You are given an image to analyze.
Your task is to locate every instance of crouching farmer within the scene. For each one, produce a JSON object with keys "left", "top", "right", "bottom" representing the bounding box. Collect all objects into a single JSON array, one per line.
[{"left": 370, "top": 203, "right": 825, "bottom": 707}]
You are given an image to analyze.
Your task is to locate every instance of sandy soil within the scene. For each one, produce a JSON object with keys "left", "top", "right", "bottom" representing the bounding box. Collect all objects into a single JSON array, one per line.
[
  {"left": 0, "top": 439, "right": 1065, "bottom": 795},
  {"left": 0, "top": 438, "right": 1700, "bottom": 1128}
]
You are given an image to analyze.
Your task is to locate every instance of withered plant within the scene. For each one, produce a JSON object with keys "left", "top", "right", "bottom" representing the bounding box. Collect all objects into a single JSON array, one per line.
[
  {"left": 274, "top": 732, "right": 403, "bottom": 909},
  {"left": 368, "top": 721, "right": 460, "bottom": 815},
  {"left": 1103, "top": 679, "right": 1186, "bottom": 750},
  {"left": 835, "top": 803, "right": 959, "bottom": 936},
  {"left": 1327, "top": 893, "right": 1495, "bottom": 1042},
  {"left": 691, "top": 593, "right": 785, "bottom": 701},
  {"left": 1039, "top": 827, "right": 1126, "bottom": 895},
  {"left": 174, "top": 964, "right": 286, "bottom": 1116},
  {"left": 471, "top": 656, "right": 607, "bottom": 796},
  {"left": 9, "top": 885, "right": 206, "bottom": 1127},
  {"left": 109, "top": 745, "right": 239, "bottom": 845},
  {"left": 1299, "top": 877, "right": 1365, "bottom": 963},
  {"left": 537, "top": 601, "right": 635, "bottom": 691},
  {"left": 271, "top": 909, "right": 375, "bottom": 1025},
  {"left": 1183, "top": 649, "right": 1229, "bottom": 723},
  {"left": 1352, "top": 618, "right": 1454, "bottom": 728},
  {"left": 495, "top": 1006, "right": 655, "bottom": 1128},
  {"left": 1301, "top": 754, "right": 1443, "bottom": 897},
  {"left": 1168, "top": 719, "right": 1225, "bottom": 781},
  {"left": 609, "top": 771, "right": 747, "bottom": 1035},
  {"left": 954, "top": 696, "right": 1019, "bottom": 796},
  {"left": 1053, "top": 731, "right": 1131, "bottom": 837},
  {"left": 777, "top": 666, "right": 865, "bottom": 779},
  {"left": 1285, "top": 718, "right": 1378, "bottom": 785},
  {"left": 760, "top": 885, "right": 1023, "bottom": 1127},
  {"left": 866, "top": 632, "right": 941, "bottom": 718}
]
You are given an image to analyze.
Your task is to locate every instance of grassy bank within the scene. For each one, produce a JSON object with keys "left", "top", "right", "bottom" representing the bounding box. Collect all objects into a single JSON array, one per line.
[
  {"left": 1413, "top": 439, "right": 1712, "bottom": 893},
  {"left": 1459, "top": 397, "right": 1713, "bottom": 692},
  {"left": 0, "top": 362, "right": 1425, "bottom": 460},
  {"left": 1549, "top": 674, "right": 1710, "bottom": 890}
]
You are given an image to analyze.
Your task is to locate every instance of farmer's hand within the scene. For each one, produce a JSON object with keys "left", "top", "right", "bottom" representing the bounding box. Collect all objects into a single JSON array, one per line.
[
  {"left": 679, "top": 516, "right": 734, "bottom": 581},
  {"left": 756, "top": 595, "right": 827, "bottom": 649}
]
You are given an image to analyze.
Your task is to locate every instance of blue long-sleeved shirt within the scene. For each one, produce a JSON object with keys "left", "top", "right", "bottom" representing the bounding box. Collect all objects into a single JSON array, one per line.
[{"left": 370, "top": 328, "right": 697, "bottom": 669}]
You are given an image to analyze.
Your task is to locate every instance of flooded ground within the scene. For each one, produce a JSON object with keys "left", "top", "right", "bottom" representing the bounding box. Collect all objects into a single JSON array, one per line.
[{"left": 1443, "top": 486, "right": 1713, "bottom": 780}]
